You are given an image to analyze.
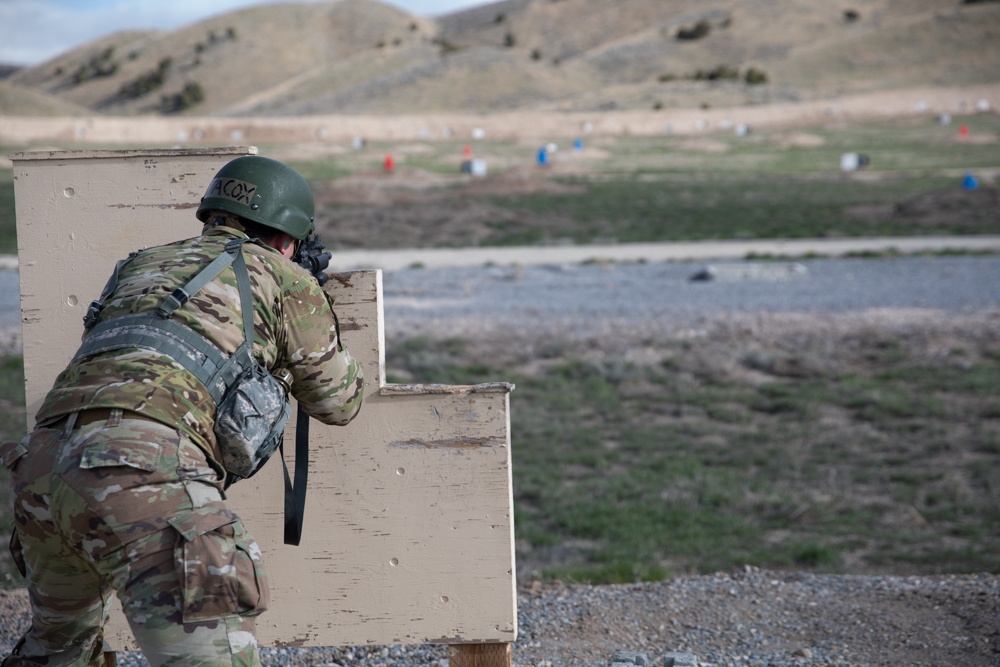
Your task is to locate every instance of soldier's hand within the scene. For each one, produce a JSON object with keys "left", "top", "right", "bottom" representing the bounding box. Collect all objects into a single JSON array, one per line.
[{"left": 296, "top": 233, "right": 332, "bottom": 287}]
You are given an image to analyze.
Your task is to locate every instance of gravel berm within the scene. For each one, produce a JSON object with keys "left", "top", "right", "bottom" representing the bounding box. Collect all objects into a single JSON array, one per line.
[{"left": 1, "top": 567, "right": 998, "bottom": 666}]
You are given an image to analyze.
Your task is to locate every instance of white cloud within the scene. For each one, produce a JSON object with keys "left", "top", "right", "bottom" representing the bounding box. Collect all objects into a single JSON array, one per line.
[{"left": 0, "top": 0, "right": 490, "bottom": 66}]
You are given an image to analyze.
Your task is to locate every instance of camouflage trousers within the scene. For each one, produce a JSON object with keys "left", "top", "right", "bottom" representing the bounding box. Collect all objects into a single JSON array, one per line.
[{"left": 1, "top": 409, "right": 270, "bottom": 667}]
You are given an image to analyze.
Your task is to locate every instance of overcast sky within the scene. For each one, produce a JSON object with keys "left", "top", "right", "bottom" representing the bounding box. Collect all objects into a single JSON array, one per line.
[{"left": 0, "top": 0, "right": 493, "bottom": 66}]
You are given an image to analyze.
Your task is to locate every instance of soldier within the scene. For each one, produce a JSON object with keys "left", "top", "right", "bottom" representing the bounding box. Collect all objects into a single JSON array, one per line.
[{"left": 2, "top": 156, "right": 364, "bottom": 666}]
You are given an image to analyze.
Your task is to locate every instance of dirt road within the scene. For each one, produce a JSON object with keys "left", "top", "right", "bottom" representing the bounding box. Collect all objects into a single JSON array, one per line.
[{"left": 334, "top": 235, "right": 1000, "bottom": 271}]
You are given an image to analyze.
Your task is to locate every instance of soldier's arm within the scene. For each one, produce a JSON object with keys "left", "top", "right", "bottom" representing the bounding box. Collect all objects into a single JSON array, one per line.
[{"left": 279, "top": 278, "right": 364, "bottom": 425}]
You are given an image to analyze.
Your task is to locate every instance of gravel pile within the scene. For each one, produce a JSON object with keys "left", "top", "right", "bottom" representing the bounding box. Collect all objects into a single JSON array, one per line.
[{"left": 2, "top": 567, "right": 998, "bottom": 666}]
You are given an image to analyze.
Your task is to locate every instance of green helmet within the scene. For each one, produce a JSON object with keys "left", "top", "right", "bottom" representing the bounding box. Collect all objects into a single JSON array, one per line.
[{"left": 196, "top": 155, "right": 315, "bottom": 240}]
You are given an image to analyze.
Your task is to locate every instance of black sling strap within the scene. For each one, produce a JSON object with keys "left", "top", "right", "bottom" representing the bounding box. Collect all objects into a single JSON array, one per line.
[{"left": 282, "top": 406, "right": 310, "bottom": 546}]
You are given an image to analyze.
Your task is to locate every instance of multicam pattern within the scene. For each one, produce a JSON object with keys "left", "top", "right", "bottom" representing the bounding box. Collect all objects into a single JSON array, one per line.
[
  {"left": 35, "top": 224, "right": 364, "bottom": 459},
  {"left": 3, "top": 416, "right": 267, "bottom": 666},
  {"left": 4, "top": 223, "right": 364, "bottom": 666}
]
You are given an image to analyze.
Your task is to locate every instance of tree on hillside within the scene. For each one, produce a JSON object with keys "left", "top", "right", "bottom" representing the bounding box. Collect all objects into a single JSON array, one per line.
[{"left": 677, "top": 20, "right": 711, "bottom": 41}]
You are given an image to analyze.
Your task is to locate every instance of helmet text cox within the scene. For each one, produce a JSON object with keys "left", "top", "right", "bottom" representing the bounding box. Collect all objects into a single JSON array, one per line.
[{"left": 205, "top": 177, "right": 257, "bottom": 205}]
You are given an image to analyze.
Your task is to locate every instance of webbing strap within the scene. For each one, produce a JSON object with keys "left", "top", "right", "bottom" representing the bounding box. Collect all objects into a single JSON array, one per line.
[
  {"left": 75, "top": 314, "right": 237, "bottom": 404},
  {"left": 84, "top": 251, "right": 140, "bottom": 330},
  {"left": 232, "top": 249, "right": 255, "bottom": 344},
  {"left": 282, "top": 404, "right": 310, "bottom": 546},
  {"left": 76, "top": 238, "right": 257, "bottom": 405},
  {"left": 156, "top": 241, "right": 246, "bottom": 320}
]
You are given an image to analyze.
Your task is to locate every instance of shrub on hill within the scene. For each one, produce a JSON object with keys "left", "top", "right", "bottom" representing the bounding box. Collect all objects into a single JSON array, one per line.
[
  {"left": 692, "top": 64, "right": 739, "bottom": 81},
  {"left": 433, "top": 38, "right": 462, "bottom": 55},
  {"left": 160, "top": 81, "right": 204, "bottom": 112},
  {"left": 196, "top": 28, "right": 237, "bottom": 55},
  {"left": 744, "top": 67, "right": 768, "bottom": 85},
  {"left": 657, "top": 65, "right": 768, "bottom": 85},
  {"left": 71, "top": 47, "right": 118, "bottom": 85},
  {"left": 677, "top": 20, "right": 711, "bottom": 41},
  {"left": 119, "top": 58, "right": 171, "bottom": 100}
]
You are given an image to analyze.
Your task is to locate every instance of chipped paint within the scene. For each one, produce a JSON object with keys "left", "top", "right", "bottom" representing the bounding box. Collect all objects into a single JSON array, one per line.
[
  {"left": 382, "top": 382, "right": 514, "bottom": 396},
  {"left": 389, "top": 436, "right": 507, "bottom": 450}
]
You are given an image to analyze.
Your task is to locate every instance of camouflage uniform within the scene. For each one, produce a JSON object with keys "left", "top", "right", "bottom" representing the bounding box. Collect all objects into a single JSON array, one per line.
[{"left": 2, "top": 224, "right": 364, "bottom": 666}]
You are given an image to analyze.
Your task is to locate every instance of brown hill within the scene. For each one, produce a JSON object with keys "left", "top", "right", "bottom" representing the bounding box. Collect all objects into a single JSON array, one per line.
[
  {"left": 3, "top": 0, "right": 999, "bottom": 117},
  {"left": 0, "top": 81, "right": 93, "bottom": 117}
]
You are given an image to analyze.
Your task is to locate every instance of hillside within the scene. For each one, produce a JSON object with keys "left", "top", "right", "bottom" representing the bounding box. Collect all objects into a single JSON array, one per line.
[
  {"left": 2, "top": 0, "right": 1000, "bottom": 116},
  {"left": 0, "top": 81, "right": 93, "bottom": 117}
]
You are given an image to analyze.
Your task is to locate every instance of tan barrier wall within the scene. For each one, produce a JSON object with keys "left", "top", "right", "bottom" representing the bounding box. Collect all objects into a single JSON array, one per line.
[{"left": 12, "top": 147, "right": 516, "bottom": 650}]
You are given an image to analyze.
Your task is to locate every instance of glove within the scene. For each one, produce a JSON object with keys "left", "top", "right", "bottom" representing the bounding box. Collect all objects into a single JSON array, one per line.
[{"left": 296, "top": 233, "right": 332, "bottom": 287}]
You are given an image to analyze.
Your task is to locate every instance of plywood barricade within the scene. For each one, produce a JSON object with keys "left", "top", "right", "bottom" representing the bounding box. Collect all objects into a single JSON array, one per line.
[{"left": 12, "top": 148, "right": 516, "bottom": 661}]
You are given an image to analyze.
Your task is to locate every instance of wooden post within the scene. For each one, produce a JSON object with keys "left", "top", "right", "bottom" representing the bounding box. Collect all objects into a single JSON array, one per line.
[{"left": 450, "top": 643, "right": 512, "bottom": 667}]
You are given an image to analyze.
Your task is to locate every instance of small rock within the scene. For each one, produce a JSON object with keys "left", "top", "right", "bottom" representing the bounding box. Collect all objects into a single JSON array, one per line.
[
  {"left": 611, "top": 651, "right": 648, "bottom": 666},
  {"left": 663, "top": 652, "right": 698, "bottom": 667}
]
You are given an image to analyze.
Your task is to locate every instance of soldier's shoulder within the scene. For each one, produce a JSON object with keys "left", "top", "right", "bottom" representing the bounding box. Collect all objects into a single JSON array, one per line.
[{"left": 245, "top": 243, "right": 314, "bottom": 286}]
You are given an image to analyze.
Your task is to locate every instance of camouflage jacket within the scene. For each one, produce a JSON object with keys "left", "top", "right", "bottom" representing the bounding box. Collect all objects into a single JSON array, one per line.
[{"left": 36, "top": 225, "right": 364, "bottom": 459}]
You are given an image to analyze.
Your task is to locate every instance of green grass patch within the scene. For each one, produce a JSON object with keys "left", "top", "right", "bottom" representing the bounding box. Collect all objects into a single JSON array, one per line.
[
  {"left": 0, "top": 353, "right": 25, "bottom": 588},
  {"left": 0, "top": 356, "right": 25, "bottom": 407},
  {"left": 482, "top": 173, "right": 983, "bottom": 246},
  {"left": 0, "top": 167, "right": 15, "bottom": 255},
  {"left": 386, "top": 330, "right": 1000, "bottom": 583},
  {"left": 544, "top": 562, "right": 669, "bottom": 586}
]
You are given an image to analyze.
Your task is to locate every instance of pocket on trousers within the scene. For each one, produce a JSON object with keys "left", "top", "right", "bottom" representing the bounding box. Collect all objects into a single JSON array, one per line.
[
  {"left": 168, "top": 506, "right": 270, "bottom": 622},
  {"left": 79, "top": 432, "right": 165, "bottom": 472},
  {"left": 5, "top": 429, "right": 59, "bottom": 493}
]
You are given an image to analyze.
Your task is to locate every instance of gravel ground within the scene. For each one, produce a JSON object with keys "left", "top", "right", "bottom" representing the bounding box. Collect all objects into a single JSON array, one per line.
[
  {"left": 380, "top": 254, "right": 1000, "bottom": 341},
  {"left": 1, "top": 568, "right": 998, "bottom": 666},
  {"left": 4, "top": 253, "right": 1000, "bottom": 337},
  {"left": 2, "top": 254, "right": 1000, "bottom": 666}
]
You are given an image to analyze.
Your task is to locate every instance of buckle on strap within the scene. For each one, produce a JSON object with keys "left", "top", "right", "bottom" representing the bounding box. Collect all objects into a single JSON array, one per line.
[
  {"left": 83, "top": 300, "right": 104, "bottom": 329},
  {"left": 156, "top": 288, "right": 191, "bottom": 318}
]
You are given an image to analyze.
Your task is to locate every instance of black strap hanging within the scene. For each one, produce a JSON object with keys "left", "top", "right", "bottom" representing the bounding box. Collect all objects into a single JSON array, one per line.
[{"left": 282, "top": 404, "right": 310, "bottom": 546}]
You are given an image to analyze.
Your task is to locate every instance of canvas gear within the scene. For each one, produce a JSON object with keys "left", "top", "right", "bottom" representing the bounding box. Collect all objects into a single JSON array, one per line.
[{"left": 77, "top": 237, "right": 292, "bottom": 484}]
